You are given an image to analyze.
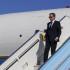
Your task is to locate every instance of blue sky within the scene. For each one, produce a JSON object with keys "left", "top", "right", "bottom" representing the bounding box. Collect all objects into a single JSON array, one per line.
[{"left": 0, "top": 0, "right": 70, "bottom": 14}]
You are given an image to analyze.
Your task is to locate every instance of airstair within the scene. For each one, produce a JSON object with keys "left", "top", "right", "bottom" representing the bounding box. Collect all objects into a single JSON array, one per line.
[{"left": 0, "top": 16, "right": 70, "bottom": 70}]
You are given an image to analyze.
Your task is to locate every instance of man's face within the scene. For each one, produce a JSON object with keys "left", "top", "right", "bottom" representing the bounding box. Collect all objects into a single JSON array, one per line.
[{"left": 49, "top": 14, "right": 55, "bottom": 22}]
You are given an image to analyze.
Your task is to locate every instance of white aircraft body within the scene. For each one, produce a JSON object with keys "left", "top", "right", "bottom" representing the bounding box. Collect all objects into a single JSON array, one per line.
[
  {"left": 0, "top": 8, "right": 70, "bottom": 70},
  {"left": 0, "top": 8, "right": 70, "bottom": 56}
]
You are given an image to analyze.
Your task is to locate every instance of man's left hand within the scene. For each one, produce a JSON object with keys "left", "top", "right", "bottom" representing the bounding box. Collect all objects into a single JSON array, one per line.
[{"left": 55, "top": 37, "right": 59, "bottom": 41}]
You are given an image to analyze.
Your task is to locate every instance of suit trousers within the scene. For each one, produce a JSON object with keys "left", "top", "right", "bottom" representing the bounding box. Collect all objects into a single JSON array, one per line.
[{"left": 44, "top": 40, "right": 57, "bottom": 62}]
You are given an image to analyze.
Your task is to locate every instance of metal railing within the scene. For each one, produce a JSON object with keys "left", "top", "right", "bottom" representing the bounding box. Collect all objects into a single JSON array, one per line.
[
  {"left": 39, "top": 37, "right": 70, "bottom": 70},
  {"left": 3, "top": 39, "right": 39, "bottom": 70}
]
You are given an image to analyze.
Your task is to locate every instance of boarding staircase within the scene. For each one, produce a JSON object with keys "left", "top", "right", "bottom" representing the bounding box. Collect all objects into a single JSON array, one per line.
[{"left": 0, "top": 16, "right": 70, "bottom": 70}]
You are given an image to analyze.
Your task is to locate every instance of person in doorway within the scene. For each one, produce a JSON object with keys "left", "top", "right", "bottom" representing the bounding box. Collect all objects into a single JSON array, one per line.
[
  {"left": 37, "top": 33, "right": 45, "bottom": 65},
  {"left": 44, "top": 13, "right": 61, "bottom": 62}
]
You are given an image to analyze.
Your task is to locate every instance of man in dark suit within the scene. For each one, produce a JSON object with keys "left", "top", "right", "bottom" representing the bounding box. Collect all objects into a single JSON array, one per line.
[{"left": 44, "top": 13, "right": 61, "bottom": 62}]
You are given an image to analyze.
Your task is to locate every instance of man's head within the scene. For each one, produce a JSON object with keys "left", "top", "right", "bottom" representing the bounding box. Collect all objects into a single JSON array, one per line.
[{"left": 49, "top": 13, "right": 56, "bottom": 22}]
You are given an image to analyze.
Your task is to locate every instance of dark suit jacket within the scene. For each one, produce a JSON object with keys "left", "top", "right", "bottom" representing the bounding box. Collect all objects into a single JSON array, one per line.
[{"left": 45, "top": 21, "right": 61, "bottom": 42}]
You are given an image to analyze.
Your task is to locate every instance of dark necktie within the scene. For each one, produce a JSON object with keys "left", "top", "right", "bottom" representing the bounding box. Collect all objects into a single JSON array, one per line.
[{"left": 50, "top": 22, "right": 52, "bottom": 28}]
